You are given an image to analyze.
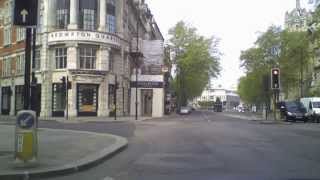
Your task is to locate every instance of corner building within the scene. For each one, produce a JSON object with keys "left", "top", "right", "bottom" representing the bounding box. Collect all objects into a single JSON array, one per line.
[{"left": 0, "top": 0, "right": 164, "bottom": 118}]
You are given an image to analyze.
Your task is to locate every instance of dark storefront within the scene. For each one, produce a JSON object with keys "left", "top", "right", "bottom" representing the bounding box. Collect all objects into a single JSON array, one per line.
[
  {"left": 52, "top": 83, "right": 66, "bottom": 117},
  {"left": 15, "top": 85, "right": 24, "bottom": 114},
  {"left": 77, "top": 84, "right": 99, "bottom": 116},
  {"left": 1, "top": 87, "right": 12, "bottom": 115}
]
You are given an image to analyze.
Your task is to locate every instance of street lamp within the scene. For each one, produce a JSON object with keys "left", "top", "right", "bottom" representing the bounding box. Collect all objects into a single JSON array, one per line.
[{"left": 130, "top": 2, "right": 143, "bottom": 120}]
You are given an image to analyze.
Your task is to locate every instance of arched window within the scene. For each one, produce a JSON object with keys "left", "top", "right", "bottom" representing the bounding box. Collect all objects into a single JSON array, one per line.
[{"left": 107, "top": 0, "right": 116, "bottom": 33}]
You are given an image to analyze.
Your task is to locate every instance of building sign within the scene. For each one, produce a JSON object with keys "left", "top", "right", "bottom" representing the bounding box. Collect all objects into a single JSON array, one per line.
[
  {"left": 48, "top": 31, "right": 121, "bottom": 47},
  {"left": 69, "top": 69, "right": 107, "bottom": 76},
  {"left": 131, "top": 81, "right": 163, "bottom": 88}
]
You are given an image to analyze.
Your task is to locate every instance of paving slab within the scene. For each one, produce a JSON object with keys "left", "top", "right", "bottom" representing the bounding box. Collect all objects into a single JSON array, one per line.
[{"left": 0, "top": 125, "right": 127, "bottom": 180}]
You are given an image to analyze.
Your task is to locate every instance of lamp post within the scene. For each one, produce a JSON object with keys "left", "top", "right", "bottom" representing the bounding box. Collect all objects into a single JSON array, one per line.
[{"left": 130, "top": 2, "right": 143, "bottom": 120}]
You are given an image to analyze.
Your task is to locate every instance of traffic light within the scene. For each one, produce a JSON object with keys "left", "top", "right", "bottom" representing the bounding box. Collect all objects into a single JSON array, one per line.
[
  {"left": 60, "top": 76, "right": 66, "bottom": 85},
  {"left": 271, "top": 68, "right": 280, "bottom": 89}
]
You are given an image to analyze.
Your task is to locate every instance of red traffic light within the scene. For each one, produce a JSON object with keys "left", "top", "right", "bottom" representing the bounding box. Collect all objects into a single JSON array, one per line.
[{"left": 272, "top": 69, "right": 279, "bottom": 75}]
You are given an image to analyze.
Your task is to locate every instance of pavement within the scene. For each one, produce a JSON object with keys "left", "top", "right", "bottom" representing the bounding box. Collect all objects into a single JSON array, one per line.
[
  {"left": 0, "top": 125, "right": 128, "bottom": 180},
  {"left": 0, "top": 115, "right": 157, "bottom": 124}
]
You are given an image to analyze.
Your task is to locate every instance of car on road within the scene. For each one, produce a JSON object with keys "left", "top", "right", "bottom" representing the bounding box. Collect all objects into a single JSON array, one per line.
[
  {"left": 279, "top": 101, "right": 307, "bottom": 122},
  {"left": 300, "top": 97, "right": 320, "bottom": 123},
  {"left": 179, "top": 106, "right": 192, "bottom": 115}
]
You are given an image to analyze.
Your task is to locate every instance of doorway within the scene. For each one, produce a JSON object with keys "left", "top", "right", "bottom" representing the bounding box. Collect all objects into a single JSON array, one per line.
[
  {"left": 141, "top": 89, "right": 153, "bottom": 117},
  {"left": 77, "top": 84, "right": 99, "bottom": 116}
]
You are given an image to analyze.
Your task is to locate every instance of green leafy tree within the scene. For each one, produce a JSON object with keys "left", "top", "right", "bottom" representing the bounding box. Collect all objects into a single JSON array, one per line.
[
  {"left": 169, "top": 21, "right": 221, "bottom": 106},
  {"left": 279, "top": 30, "right": 311, "bottom": 98}
]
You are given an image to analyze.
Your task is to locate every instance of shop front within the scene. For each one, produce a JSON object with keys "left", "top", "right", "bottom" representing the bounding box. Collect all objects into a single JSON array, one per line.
[{"left": 77, "top": 84, "right": 99, "bottom": 116}]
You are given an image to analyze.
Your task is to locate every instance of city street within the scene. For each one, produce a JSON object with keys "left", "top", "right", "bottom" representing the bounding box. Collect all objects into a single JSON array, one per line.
[{"left": 36, "top": 111, "right": 320, "bottom": 180}]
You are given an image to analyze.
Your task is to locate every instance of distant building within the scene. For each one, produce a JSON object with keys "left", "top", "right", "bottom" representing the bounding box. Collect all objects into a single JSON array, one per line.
[
  {"left": 195, "top": 87, "right": 240, "bottom": 111},
  {"left": 285, "top": 0, "right": 312, "bottom": 32}
]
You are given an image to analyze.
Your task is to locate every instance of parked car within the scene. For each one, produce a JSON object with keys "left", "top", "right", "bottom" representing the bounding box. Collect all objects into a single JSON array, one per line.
[
  {"left": 300, "top": 97, "right": 320, "bottom": 123},
  {"left": 179, "top": 106, "right": 192, "bottom": 115},
  {"left": 279, "top": 101, "right": 307, "bottom": 122}
]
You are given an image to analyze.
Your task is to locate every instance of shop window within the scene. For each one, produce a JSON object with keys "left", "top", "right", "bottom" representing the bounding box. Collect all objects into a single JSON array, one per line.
[
  {"left": 52, "top": 83, "right": 66, "bottom": 114},
  {"left": 15, "top": 85, "right": 24, "bottom": 114},
  {"left": 1, "top": 87, "right": 11, "bottom": 115}
]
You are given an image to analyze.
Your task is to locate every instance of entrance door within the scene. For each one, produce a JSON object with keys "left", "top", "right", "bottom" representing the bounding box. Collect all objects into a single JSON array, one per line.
[
  {"left": 52, "top": 83, "right": 66, "bottom": 117},
  {"left": 1, "top": 87, "right": 11, "bottom": 115},
  {"left": 77, "top": 84, "right": 99, "bottom": 116},
  {"left": 141, "top": 89, "right": 153, "bottom": 117}
]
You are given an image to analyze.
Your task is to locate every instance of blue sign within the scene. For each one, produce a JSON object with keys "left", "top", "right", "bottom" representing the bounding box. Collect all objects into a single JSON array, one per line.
[{"left": 17, "top": 112, "right": 35, "bottom": 129}]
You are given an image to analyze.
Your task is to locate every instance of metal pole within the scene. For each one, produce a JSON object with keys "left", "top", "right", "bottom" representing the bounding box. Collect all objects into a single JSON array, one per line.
[
  {"left": 135, "top": 9, "right": 139, "bottom": 120},
  {"left": 115, "top": 75, "right": 117, "bottom": 120},
  {"left": 24, "top": 28, "right": 32, "bottom": 110},
  {"left": 66, "top": 76, "right": 69, "bottom": 120}
]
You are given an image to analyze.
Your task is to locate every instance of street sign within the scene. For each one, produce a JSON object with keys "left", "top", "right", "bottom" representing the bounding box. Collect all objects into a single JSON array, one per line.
[
  {"left": 17, "top": 112, "right": 35, "bottom": 129},
  {"left": 13, "top": 0, "right": 38, "bottom": 26}
]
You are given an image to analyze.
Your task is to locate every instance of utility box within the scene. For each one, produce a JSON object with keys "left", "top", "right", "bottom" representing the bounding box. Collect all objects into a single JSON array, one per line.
[{"left": 14, "top": 110, "right": 38, "bottom": 165}]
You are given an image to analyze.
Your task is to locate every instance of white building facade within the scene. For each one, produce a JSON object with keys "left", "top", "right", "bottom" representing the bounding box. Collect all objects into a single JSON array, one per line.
[
  {"left": 196, "top": 87, "right": 240, "bottom": 111},
  {"left": 0, "top": 0, "right": 165, "bottom": 118}
]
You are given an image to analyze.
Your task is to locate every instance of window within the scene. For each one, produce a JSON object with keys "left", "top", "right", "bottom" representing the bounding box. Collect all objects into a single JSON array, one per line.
[
  {"left": 2, "top": 57, "right": 11, "bottom": 77},
  {"left": 4, "top": 26, "right": 11, "bottom": 46},
  {"left": 15, "top": 85, "right": 24, "bottom": 113},
  {"left": 56, "top": 0, "right": 70, "bottom": 29},
  {"left": 55, "top": 48, "right": 67, "bottom": 69},
  {"left": 33, "top": 49, "right": 41, "bottom": 70},
  {"left": 109, "top": 52, "right": 114, "bottom": 72},
  {"left": 107, "top": 0, "right": 116, "bottom": 33},
  {"left": 16, "top": 27, "right": 26, "bottom": 42},
  {"left": 16, "top": 53, "right": 25, "bottom": 75},
  {"left": 79, "top": 46, "right": 97, "bottom": 69},
  {"left": 79, "top": 0, "right": 97, "bottom": 30}
]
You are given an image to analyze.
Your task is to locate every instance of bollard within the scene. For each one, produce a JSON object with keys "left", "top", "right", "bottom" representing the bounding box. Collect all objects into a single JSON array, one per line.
[{"left": 14, "top": 110, "right": 38, "bottom": 166}]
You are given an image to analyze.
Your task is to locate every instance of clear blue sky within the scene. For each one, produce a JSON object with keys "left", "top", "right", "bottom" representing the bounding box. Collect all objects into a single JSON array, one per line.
[{"left": 146, "top": 0, "right": 314, "bottom": 90}]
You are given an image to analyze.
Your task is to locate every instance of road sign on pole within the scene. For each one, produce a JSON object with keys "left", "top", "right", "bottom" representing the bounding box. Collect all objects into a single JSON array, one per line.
[{"left": 13, "top": 0, "right": 38, "bottom": 26}]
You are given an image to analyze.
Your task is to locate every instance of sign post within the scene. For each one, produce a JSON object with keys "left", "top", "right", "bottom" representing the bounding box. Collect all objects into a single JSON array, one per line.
[
  {"left": 14, "top": 110, "right": 38, "bottom": 166},
  {"left": 13, "top": 0, "right": 38, "bottom": 166}
]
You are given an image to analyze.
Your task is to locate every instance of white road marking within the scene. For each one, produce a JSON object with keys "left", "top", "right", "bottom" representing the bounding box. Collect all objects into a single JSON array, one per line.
[{"left": 102, "top": 177, "right": 114, "bottom": 180}]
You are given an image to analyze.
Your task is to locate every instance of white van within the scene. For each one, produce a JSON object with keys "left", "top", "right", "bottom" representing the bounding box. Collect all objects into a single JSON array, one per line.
[{"left": 300, "top": 97, "right": 320, "bottom": 123}]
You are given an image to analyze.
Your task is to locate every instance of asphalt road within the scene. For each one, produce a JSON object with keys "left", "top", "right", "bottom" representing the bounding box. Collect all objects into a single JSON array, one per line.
[{"left": 38, "top": 111, "right": 320, "bottom": 180}]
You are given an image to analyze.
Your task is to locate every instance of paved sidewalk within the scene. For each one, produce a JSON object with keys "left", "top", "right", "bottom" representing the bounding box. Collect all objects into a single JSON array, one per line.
[
  {"left": 0, "top": 125, "right": 127, "bottom": 180},
  {"left": 0, "top": 115, "right": 165, "bottom": 125},
  {"left": 222, "top": 112, "right": 292, "bottom": 125}
]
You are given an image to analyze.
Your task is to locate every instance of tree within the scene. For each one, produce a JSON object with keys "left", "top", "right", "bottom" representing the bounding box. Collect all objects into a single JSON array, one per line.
[
  {"left": 238, "top": 26, "right": 281, "bottom": 105},
  {"left": 279, "top": 30, "right": 311, "bottom": 98},
  {"left": 168, "top": 21, "right": 221, "bottom": 106}
]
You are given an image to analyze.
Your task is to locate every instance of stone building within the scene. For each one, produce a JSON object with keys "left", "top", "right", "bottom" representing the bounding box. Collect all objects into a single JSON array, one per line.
[
  {"left": 285, "top": 0, "right": 312, "bottom": 32},
  {"left": 0, "top": 0, "right": 165, "bottom": 118}
]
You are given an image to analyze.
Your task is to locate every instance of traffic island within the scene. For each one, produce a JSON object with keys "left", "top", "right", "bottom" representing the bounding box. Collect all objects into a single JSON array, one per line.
[{"left": 0, "top": 125, "right": 128, "bottom": 180}]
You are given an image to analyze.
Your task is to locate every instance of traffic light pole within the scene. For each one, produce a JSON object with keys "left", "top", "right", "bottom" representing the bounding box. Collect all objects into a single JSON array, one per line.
[
  {"left": 66, "top": 76, "right": 69, "bottom": 120},
  {"left": 23, "top": 28, "right": 32, "bottom": 110}
]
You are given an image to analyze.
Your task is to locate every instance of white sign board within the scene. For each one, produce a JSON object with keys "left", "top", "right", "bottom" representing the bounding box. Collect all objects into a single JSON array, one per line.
[{"left": 48, "top": 31, "right": 121, "bottom": 47}]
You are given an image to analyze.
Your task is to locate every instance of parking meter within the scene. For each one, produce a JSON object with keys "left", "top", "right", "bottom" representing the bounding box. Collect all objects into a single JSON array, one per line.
[{"left": 14, "top": 110, "right": 38, "bottom": 165}]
